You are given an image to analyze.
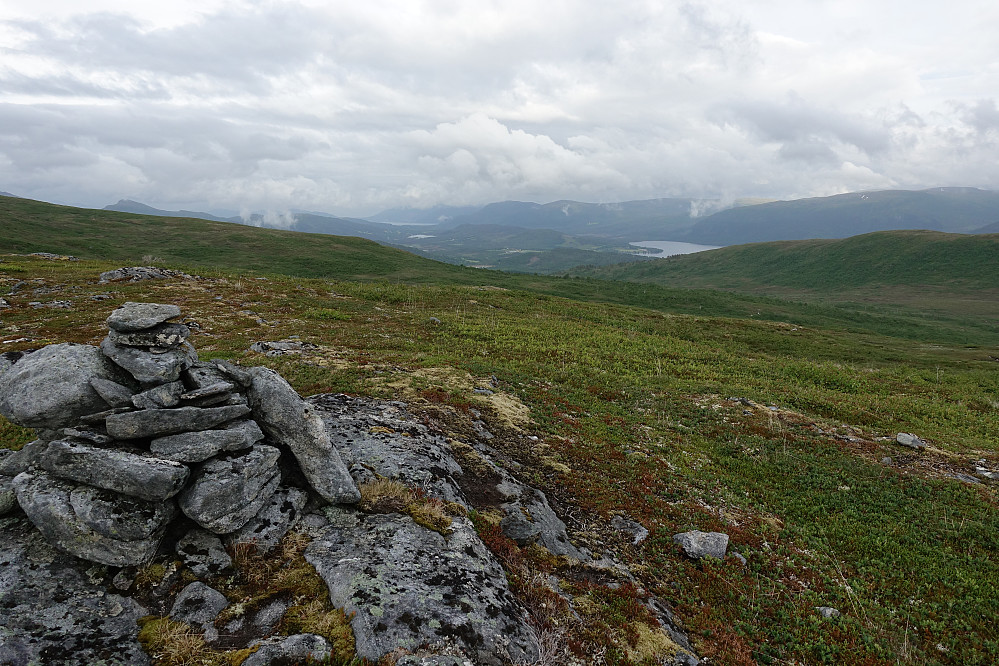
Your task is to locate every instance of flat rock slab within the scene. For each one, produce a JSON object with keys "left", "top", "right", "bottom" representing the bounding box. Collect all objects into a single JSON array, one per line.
[
  {"left": 305, "top": 513, "right": 540, "bottom": 665},
  {"left": 0, "top": 516, "right": 150, "bottom": 665},
  {"left": 101, "top": 338, "right": 196, "bottom": 385},
  {"left": 243, "top": 634, "right": 331, "bottom": 666},
  {"left": 89, "top": 377, "right": 137, "bottom": 408},
  {"left": 41, "top": 440, "right": 189, "bottom": 501},
  {"left": 150, "top": 422, "right": 259, "bottom": 463},
  {"left": 247, "top": 368, "right": 359, "bottom": 504},
  {"left": 673, "top": 530, "right": 729, "bottom": 560},
  {"left": 106, "top": 404, "right": 251, "bottom": 439},
  {"left": 108, "top": 323, "right": 190, "bottom": 348},
  {"left": 0, "top": 343, "right": 130, "bottom": 429},
  {"left": 106, "top": 302, "right": 181, "bottom": 332},
  {"left": 132, "top": 381, "right": 185, "bottom": 409},
  {"left": 13, "top": 471, "right": 169, "bottom": 566},
  {"left": 178, "top": 445, "right": 282, "bottom": 534}
]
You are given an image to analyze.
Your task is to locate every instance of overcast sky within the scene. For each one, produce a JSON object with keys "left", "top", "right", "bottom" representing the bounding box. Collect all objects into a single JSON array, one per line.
[{"left": 1, "top": 0, "right": 997, "bottom": 217}]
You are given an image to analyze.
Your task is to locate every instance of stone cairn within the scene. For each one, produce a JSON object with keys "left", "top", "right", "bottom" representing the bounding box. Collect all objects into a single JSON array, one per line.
[{"left": 0, "top": 302, "right": 361, "bottom": 567}]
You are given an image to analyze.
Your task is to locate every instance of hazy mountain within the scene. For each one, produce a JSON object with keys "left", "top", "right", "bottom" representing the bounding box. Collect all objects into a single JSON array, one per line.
[
  {"left": 0, "top": 191, "right": 18, "bottom": 197},
  {"left": 103, "top": 199, "right": 233, "bottom": 222},
  {"left": 680, "top": 187, "right": 999, "bottom": 245},
  {"left": 364, "top": 205, "right": 482, "bottom": 225}
]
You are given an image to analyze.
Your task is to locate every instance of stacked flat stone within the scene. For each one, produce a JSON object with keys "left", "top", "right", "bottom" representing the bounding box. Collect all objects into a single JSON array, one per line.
[{"left": 0, "top": 302, "right": 360, "bottom": 567}]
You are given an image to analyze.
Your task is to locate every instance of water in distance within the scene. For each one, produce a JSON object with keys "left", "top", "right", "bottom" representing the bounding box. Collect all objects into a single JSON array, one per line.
[{"left": 630, "top": 240, "right": 721, "bottom": 256}]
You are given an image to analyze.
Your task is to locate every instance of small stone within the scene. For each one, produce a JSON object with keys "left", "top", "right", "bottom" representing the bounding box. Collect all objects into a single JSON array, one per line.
[
  {"left": 40, "top": 439, "right": 190, "bottom": 501},
  {"left": 106, "top": 302, "right": 181, "bottom": 332},
  {"left": 895, "top": 433, "right": 926, "bottom": 450},
  {"left": 78, "top": 406, "right": 134, "bottom": 425},
  {"left": 180, "top": 381, "right": 235, "bottom": 401},
  {"left": 150, "top": 423, "right": 257, "bottom": 463},
  {"left": 176, "top": 529, "right": 233, "bottom": 577},
  {"left": 105, "top": 404, "right": 251, "bottom": 439},
  {"left": 0, "top": 439, "right": 50, "bottom": 477},
  {"left": 816, "top": 606, "right": 841, "bottom": 618},
  {"left": 252, "top": 599, "right": 289, "bottom": 631},
  {"left": 881, "top": 456, "right": 892, "bottom": 465},
  {"left": 132, "top": 381, "right": 185, "bottom": 409},
  {"left": 242, "top": 634, "right": 331, "bottom": 666},
  {"left": 673, "top": 530, "right": 729, "bottom": 560},
  {"left": 610, "top": 515, "right": 650, "bottom": 546},
  {"left": 225, "top": 487, "right": 308, "bottom": 554},
  {"left": 60, "top": 427, "right": 113, "bottom": 445},
  {"left": 169, "top": 582, "right": 228, "bottom": 642},
  {"left": 108, "top": 322, "right": 190, "bottom": 348},
  {"left": 731, "top": 552, "right": 747, "bottom": 566},
  {"left": 89, "top": 376, "right": 137, "bottom": 408},
  {"left": 100, "top": 337, "right": 197, "bottom": 385}
]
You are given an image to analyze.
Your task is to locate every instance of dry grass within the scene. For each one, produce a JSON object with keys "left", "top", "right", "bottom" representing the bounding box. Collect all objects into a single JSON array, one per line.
[{"left": 357, "top": 479, "right": 456, "bottom": 535}]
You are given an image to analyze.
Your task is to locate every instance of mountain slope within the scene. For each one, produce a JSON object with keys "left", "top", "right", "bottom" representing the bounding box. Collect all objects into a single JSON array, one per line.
[{"left": 682, "top": 187, "right": 999, "bottom": 244}]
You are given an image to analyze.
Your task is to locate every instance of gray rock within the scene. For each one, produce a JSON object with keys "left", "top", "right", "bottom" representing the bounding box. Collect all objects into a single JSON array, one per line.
[
  {"left": 673, "top": 531, "right": 729, "bottom": 560},
  {"left": 183, "top": 362, "right": 231, "bottom": 390},
  {"left": 816, "top": 606, "right": 841, "bottom": 618},
  {"left": 951, "top": 473, "right": 981, "bottom": 484},
  {"left": 169, "top": 582, "right": 228, "bottom": 642},
  {"left": 611, "top": 515, "right": 650, "bottom": 546},
  {"left": 12, "top": 471, "right": 168, "bottom": 566},
  {"left": 0, "top": 517, "right": 150, "bottom": 665},
  {"left": 396, "top": 657, "right": 474, "bottom": 666},
  {"left": 99, "top": 267, "right": 194, "bottom": 284},
  {"left": 60, "top": 426, "right": 113, "bottom": 445},
  {"left": 105, "top": 404, "right": 251, "bottom": 439},
  {"left": 180, "top": 381, "right": 235, "bottom": 401},
  {"left": 252, "top": 598, "right": 289, "bottom": 631},
  {"left": 69, "top": 484, "right": 176, "bottom": 540},
  {"left": 895, "top": 433, "right": 927, "bottom": 449},
  {"left": 100, "top": 337, "right": 197, "bottom": 385},
  {"left": 106, "top": 302, "right": 181, "bottom": 332},
  {"left": 178, "top": 445, "right": 282, "bottom": 533},
  {"left": 78, "top": 406, "right": 134, "bottom": 425},
  {"left": 176, "top": 529, "right": 233, "bottom": 577},
  {"left": 313, "top": 394, "right": 464, "bottom": 503},
  {"left": 0, "top": 475, "right": 17, "bottom": 516},
  {"left": 0, "top": 343, "right": 129, "bottom": 429},
  {"left": 132, "top": 381, "right": 185, "bottom": 409},
  {"left": 210, "top": 359, "right": 253, "bottom": 388},
  {"left": 305, "top": 513, "right": 540, "bottom": 665},
  {"left": 108, "top": 322, "right": 190, "bottom": 348},
  {"left": 225, "top": 487, "right": 308, "bottom": 553},
  {"left": 0, "top": 439, "right": 50, "bottom": 476},
  {"left": 150, "top": 424, "right": 258, "bottom": 463},
  {"left": 242, "top": 634, "right": 331, "bottom": 666},
  {"left": 89, "top": 376, "right": 136, "bottom": 408},
  {"left": 40, "top": 440, "right": 189, "bottom": 501},
  {"left": 499, "top": 484, "right": 588, "bottom": 560},
  {"left": 247, "top": 368, "right": 359, "bottom": 504},
  {"left": 731, "top": 552, "right": 748, "bottom": 566}
]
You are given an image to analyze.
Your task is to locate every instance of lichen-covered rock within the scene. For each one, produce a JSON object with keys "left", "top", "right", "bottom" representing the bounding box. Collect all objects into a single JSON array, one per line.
[
  {"left": 89, "top": 376, "right": 137, "bottom": 408},
  {"left": 108, "top": 322, "right": 190, "bottom": 348},
  {"left": 0, "top": 343, "right": 130, "bottom": 429},
  {"left": 100, "top": 338, "right": 197, "bottom": 385},
  {"left": 178, "top": 445, "right": 282, "bottom": 533},
  {"left": 0, "top": 439, "right": 49, "bottom": 477},
  {"left": 150, "top": 422, "right": 259, "bottom": 463},
  {"left": 305, "top": 513, "right": 540, "bottom": 665},
  {"left": 498, "top": 482, "right": 589, "bottom": 561},
  {"left": 12, "top": 470, "right": 170, "bottom": 566},
  {"left": 247, "top": 368, "right": 359, "bottom": 504},
  {"left": 106, "top": 302, "right": 181, "bottom": 331},
  {"left": 0, "top": 475, "right": 16, "bottom": 516},
  {"left": 312, "top": 394, "right": 465, "bottom": 503},
  {"left": 41, "top": 440, "right": 190, "bottom": 501},
  {"left": 242, "top": 634, "right": 332, "bottom": 666},
  {"left": 69, "top": 484, "right": 176, "bottom": 541},
  {"left": 0, "top": 516, "right": 151, "bottom": 665},
  {"left": 176, "top": 528, "right": 232, "bottom": 577},
  {"left": 225, "top": 486, "right": 307, "bottom": 553},
  {"left": 673, "top": 530, "right": 729, "bottom": 560},
  {"left": 105, "top": 404, "right": 251, "bottom": 439}
]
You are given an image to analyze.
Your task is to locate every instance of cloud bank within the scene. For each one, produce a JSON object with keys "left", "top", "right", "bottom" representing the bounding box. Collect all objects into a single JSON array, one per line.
[{"left": 1, "top": 0, "right": 997, "bottom": 216}]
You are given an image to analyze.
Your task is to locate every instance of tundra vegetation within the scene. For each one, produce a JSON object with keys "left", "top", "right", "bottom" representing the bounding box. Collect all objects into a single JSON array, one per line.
[{"left": 0, "top": 201, "right": 997, "bottom": 665}]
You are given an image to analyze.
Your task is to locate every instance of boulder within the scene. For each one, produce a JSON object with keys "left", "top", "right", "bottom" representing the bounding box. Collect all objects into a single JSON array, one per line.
[
  {"left": 176, "top": 528, "right": 233, "bottom": 577},
  {"left": 100, "top": 338, "right": 197, "bottom": 385},
  {"left": 225, "top": 486, "right": 308, "bottom": 553},
  {"left": 178, "top": 445, "right": 282, "bottom": 533},
  {"left": 247, "top": 368, "right": 359, "bottom": 504},
  {"left": 0, "top": 343, "right": 129, "bottom": 429},
  {"left": 0, "top": 517, "right": 151, "bottom": 665},
  {"left": 105, "top": 404, "right": 251, "bottom": 439},
  {"left": 242, "top": 634, "right": 332, "bottom": 666},
  {"left": 40, "top": 440, "right": 189, "bottom": 501},
  {"left": 305, "top": 513, "right": 540, "bottom": 665},
  {"left": 673, "top": 530, "right": 729, "bottom": 560},
  {"left": 108, "top": 322, "right": 190, "bottom": 348},
  {"left": 611, "top": 515, "right": 650, "bottom": 546},
  {"left": 150, "top": 423, "right": 258, "bottom": 463},
  {"left": 13, "top": 470, "right": 169, "bottom": 566},
  {"left": 106, "top": 302, "right": 181, "bottom": 331},
  {"left": 895, "top": 433, "right": 927, "bottom": 450}
]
